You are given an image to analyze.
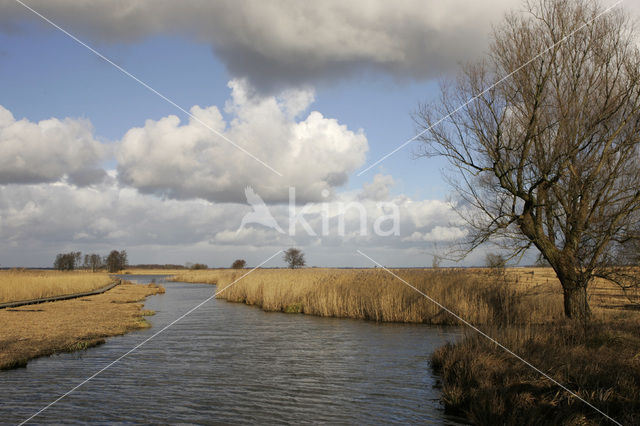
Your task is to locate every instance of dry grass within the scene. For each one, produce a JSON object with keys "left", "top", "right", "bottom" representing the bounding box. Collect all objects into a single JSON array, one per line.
[
  {"left": 431, "top": 318, "right": 640, "bottom": 425},
  {"left": 0, "top": 270, "right": 114, "bottom": 304},
  {"left": 0, "top": 281, "right": 165, "bottom": 370},
  {"left": 172, "top": 268, "right": 574, "bottom": 325}
]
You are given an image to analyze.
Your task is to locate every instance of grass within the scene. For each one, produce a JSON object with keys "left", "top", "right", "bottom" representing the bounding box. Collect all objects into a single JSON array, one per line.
[
  {"left": 173, "top": 268, "right": 570, "bottom": 325},
  {"left": 431, "top": 318, "right": 640, "bottom": 424},
  {"left": 172, "top": 266, "right": 640, "bottom": 423},
  {"left": 0, "top": 281, "right": 165, "bottom": 370},
  {"left": 0, "top": 269, "right": 114, "bottom": 304}
]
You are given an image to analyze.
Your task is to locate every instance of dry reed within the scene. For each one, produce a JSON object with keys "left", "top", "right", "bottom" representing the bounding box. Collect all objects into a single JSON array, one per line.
[
  {"left": 172, "top": 268, "right": 568, "bottom": 326},
  {"left": 0, "top": 281, "right": 164, "bottom": 370},
  {"left": 0, "top": 269, "right": 113, "bottom": 304},
  {"left": 431, "top": 318, "right": 640, "bottom": 424}
]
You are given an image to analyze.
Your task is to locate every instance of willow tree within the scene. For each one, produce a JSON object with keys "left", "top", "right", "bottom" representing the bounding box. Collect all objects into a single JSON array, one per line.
[{"left": 416, "top": 0, "right": 640, "bottom": 320}]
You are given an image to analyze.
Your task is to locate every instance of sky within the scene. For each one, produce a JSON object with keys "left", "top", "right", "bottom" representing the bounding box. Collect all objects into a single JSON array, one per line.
[{"left": 0, "top": 0, "right": 637, "bottom": 268}]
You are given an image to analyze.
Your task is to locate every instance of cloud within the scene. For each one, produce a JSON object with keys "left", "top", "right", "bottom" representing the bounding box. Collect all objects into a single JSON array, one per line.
[
  {"left": 0, "top": 105, "right": 107, "bottom": 185},
  {"left": 359, "top": 173, "right": 395, "bottom": 201},
  {"left": 116, "top": 79, "right": 368, "bottom": 203},
  {"left": 210, "top": 174, "right": 465, "bottom": 249},
  {"left": 0, "top": 174, "right": 469, "bottom": 266},
  {"left": 0, "top": 180, "right": 235, "bottom": 248},
  {"left": 403, "top": 226, "right": 468, "bottom": 243},
  {"left": 1, "top": 0, "right": 519, "bottom": 91}
]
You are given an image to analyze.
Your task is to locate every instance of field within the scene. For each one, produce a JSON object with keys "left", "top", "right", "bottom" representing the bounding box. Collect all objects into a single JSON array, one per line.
[
  {"left": 0, "top": 281, "right": 164, "bottom": 370},
  {"left": 172, "top": 267, "right": 640, "bottom": 424},
  {"left": 0, "top": 270, "right": 114, "bottom": 304}
]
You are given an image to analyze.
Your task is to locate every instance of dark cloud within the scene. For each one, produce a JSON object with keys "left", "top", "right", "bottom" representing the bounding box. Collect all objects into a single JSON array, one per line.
[{"left": 0, "top": 0, "right": 520, "bottom": 91}]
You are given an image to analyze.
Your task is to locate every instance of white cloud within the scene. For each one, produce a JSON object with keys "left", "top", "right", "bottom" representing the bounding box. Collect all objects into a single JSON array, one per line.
[
  {"left": 0, "top": 105, "right": 107, "bottom": 185},
  {"left": 359, "top": 173, "right": 395, "bottom": 201},
  {"left": 404, "top": 226, "right": 468, "bottom": 242},
  {"left": 0, "top": 173, "right": 470, "bottom": 266},
  {"left": 117, "top": 79, "right": 368, "bottom": 203},
  {"left": 210, "top": 174, "right": 465, "bottom": 249}
]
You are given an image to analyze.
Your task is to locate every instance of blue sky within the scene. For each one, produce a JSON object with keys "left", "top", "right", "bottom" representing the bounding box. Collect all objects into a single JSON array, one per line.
[{"left": 0, "top": 25, "right": 447, "bottom": 200}]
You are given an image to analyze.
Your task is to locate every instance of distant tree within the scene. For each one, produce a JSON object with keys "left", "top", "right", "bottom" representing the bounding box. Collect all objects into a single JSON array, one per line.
[
  {"left": 105, "top": 250, "right": 128, "bottom": 273},
  {"left": 231, "top": 259, "right": 247, "bottom": 269},
  {"left": 120, "top": 250, "right": 128, "bottom": 270},
  {"left": 54, "top": 252, "right": 80, "bottom": 271},
  {"left": 89, "top": 253, "right": 104, "bottom": 272},
  {"left": 283, "top": 248, "right": 305, "bottom": 269},
  {"left": 485, "top": 253, "right": 506, "bottom": 270},
  {"left": 190, "top": 263, "right": 208, "bottom": 270},
  {"left": 415, "top": 0, "right": 640, "bottom": 319}
]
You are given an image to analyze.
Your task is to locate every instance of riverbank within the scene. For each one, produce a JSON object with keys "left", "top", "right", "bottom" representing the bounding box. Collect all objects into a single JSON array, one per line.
[
  {"left": 0, "top": 281, "right": 164, "bottom": 370},
  {"left": 172, "top": 267, "right": 640, "bottom": 423}
]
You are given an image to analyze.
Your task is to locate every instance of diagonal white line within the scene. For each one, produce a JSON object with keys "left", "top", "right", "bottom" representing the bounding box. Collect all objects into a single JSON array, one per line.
[
  {"left": 13, "top": 0, "right": 283, "bottom": 177},
  {"left": 356, "top": 249, "right": 621, "bottom": 426},
  {"left": 19, "top": 250, "right": 283, "bottom": 425},
  {"left": 357, "top": 0, "right": 624, "bottom": 176}
]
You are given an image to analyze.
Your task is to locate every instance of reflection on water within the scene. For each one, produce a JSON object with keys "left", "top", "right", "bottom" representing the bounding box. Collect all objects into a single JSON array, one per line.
[{"left": 0, "top": 275, "right": 463, "bottom": 424}]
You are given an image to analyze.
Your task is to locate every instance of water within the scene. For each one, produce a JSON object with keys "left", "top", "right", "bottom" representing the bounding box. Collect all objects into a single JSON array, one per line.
[{"left": 0, "top": 275, "right": 463, "bottom": 424}]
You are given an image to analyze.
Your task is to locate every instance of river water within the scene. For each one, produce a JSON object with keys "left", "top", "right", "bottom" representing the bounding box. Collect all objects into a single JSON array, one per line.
[{"left": 0, "top": 275, "right": 463, "bottom": 424}]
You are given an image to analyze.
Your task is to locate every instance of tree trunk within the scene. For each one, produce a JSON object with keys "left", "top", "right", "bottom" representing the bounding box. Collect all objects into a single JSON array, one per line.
[{"left": 563, "top": 285, "right": 591, "bottom": 320}]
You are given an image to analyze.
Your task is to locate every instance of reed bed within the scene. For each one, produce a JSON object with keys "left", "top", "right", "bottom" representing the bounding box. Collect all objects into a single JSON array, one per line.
[
  {"left": 431, "top": 318, "right": 640, "bottom": 424},
  {"left": 0, "top": 270, "right": 113, "bottom": 304},
  {"left": 172, "top": 268, "right": 568, "bottom": 326}
]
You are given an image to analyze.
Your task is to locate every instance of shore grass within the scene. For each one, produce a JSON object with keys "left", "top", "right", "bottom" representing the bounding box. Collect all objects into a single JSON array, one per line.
[
  {"left": 0, "top": 281, "right": 165, "bottom": 370},
  {"left": 0, "top": 270, "right": 113, "bottom": 304},
  {"left": 431, "top": 318, "right": 640, "bottom": 424}
]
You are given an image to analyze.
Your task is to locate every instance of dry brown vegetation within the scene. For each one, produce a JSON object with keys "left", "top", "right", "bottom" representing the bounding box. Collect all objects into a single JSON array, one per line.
[
  {"left": 0, "top": 270, "right": 113, "bottom": 304},
  {"left": 172, "top": 267, "right": 634, "bottom": 325},
  {"left": 0, "top": 281, "right": 164, "bottom": 370},
  {"left": 432, "top": 319, "right": 640, "bottom": 425},
  {"left": 173, "top": 267, "right": 640, "bottom": 423}
]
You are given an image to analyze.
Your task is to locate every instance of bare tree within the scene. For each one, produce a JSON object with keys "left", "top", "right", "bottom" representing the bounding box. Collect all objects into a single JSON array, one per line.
[
  {"left": 283, "top": 248, "right": 306, "bottom": 269},
  {"left": 485, "top": 253, "right": 507, "bottom": 270},
  {"left": 53, "top": 251, "right": 82, "bottom": 271},
  {"left": 416, "top": 0, "right": 640, "bottom": 319},
  {"left": 89, "top": 253, "right": 103, "bottom": 272},
  {"left": 231, "top": 259, "right": 247, "bottom": 269},
  {"left": 105, "top": 250, "right": 128, "bottom": 273}
]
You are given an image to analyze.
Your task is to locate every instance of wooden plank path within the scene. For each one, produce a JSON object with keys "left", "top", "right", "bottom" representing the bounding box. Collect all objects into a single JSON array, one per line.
[{"left": 0, "top": 280, "right": 121, "bottom": 309}]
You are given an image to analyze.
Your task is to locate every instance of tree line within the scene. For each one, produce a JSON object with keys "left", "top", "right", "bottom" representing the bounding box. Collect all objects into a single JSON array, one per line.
[{"left": 53, "top": 250, "right": 128, "bottom": 273}]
